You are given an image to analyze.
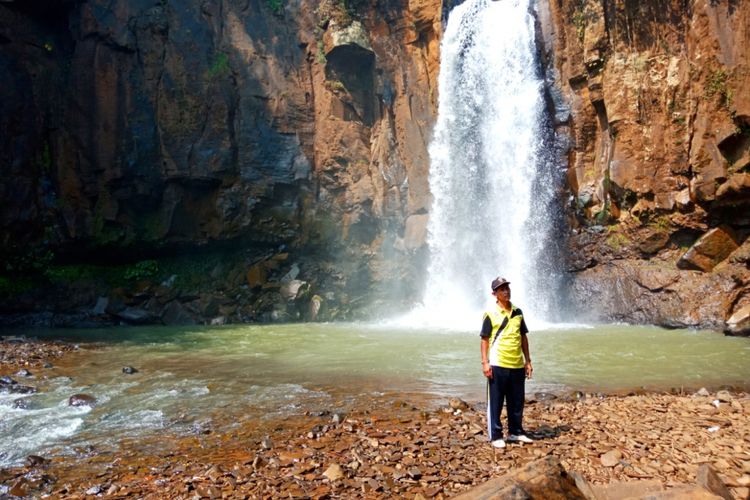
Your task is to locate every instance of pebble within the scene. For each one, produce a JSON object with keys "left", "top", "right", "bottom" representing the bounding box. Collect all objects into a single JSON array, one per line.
[{"left": 2, "top": 342, "right": 750, "bottom": 499}]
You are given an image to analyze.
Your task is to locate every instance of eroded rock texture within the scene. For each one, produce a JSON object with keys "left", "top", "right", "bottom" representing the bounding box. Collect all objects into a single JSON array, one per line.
[
  {"left": 0, "top": 0, "right": 441, "bottom": 321},
  {"left": 540, "top": 0, "right": 750, "bottom": 332}
]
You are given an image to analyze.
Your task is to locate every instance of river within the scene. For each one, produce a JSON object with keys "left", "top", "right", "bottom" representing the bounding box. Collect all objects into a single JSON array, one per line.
[{"left": 2, "top": 323, "right": 749, "bottom": 467}]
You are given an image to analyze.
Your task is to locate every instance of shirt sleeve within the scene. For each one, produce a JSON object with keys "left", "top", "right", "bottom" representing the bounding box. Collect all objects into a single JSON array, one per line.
[
  {"left": 520, "top": 317, "right": 529, "bottom": 335},
  {"left": 480, "top": 315, "right": 493, "bottom": 338}
]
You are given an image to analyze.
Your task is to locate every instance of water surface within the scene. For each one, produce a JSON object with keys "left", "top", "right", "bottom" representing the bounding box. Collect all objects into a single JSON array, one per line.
[{"left": 1, "top": 322, "right": 749, "bottom": 467}]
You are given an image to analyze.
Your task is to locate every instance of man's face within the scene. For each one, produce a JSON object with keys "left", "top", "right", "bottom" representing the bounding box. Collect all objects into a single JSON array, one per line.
[{"left": 493, "top": 285, "right": 511, "bottom": 301}]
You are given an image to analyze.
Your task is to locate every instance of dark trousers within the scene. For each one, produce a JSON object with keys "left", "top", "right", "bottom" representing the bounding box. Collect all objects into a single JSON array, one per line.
[{"left": 486, "top": 366, "right": 525, "bottom": 441}]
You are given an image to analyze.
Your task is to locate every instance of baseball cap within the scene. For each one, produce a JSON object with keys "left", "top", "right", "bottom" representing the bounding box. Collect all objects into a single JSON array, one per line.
[{"left": 491, "top": 277, "right": 510, "bottom": 290}]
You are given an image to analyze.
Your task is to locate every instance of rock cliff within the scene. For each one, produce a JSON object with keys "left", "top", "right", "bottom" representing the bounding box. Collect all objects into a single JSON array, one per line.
[
  {"left": 0, "top": 0, "right": 442, "bottom": 324},
  {"left": 540, "top": 0, "right": 750, "bottom": 333},
  {"left": 1, "top": 0, "right": 748, "bottom": 332}
]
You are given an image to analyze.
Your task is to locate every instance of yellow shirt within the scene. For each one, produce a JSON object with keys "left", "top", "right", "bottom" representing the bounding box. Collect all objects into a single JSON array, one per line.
[{"left": 481, "top": 304, "right": 528, "bottom": 369}]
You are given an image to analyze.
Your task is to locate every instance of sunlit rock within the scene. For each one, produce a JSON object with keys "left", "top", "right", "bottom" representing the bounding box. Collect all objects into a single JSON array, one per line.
[
  {"left": 677, "top": 226, "right": 739, "bottom": 272},
  {"left": 69, "top": 394, "right": 97, "bottom": 407},
  {"left": 725, "top": 304, "right": 750, "bottom": 336}
]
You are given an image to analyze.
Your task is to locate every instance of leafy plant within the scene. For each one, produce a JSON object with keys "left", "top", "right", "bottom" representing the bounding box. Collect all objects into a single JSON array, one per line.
[
  {"left": 606, "top": 230, "right": 630, "bottom": 251},
  {"left": 266, "top": 0, "right": 284, "bottom": 15},
  {"left": 316, "top": 39, "right": 327, "bottom": 65},
  {"left": 650, "top": 215, "right": 671, "bottom": 234},
  {"left": 705, "top": 68, "right": 733, "bottom": 109},
  {"left": 124, "top": 260, "right": 159, "bottom": 281},
  {"left": 325, "top": 79, "right": 346, "bottom": 92},
  {"left": 208, "top": 52, "right": 230, "bottom": 78}
]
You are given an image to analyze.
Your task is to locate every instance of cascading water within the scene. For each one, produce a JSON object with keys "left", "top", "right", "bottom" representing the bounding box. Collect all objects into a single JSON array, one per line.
[{"left": 416, "top": 0, "right": 564, "bottom": 328}]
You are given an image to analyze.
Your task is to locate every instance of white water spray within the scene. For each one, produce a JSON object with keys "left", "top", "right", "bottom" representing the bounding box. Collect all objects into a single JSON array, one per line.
[{"left": 408, "top": 0, "right": 561, "bottom": 329}]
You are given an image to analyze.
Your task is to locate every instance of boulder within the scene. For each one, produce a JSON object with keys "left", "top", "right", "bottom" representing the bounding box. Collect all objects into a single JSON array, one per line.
[
  {"left": 161, "top": 301, "right": 196, "bottom": 326},
  {"left": 696, "top": 464, "right": 734, "bottom": 500},
  {"left": 715, "top": 173, "right": 750, "bottom": 205},
  {"left": 115, "top": 307, "right": 156, "bottom": 325},
  {"left": 210, "top": 316, "right": 227, "bottom": 326},
  {"left": 452, "top": 457, "right": 586, "bottom": 499},
  {"left": 246, "top": 263, "right": 267, "bottom": 289},
  {"left": 677, "top": 226, "right": 739, "bottom": 272},
  {"left": 69, "top": 394, "right": 97, "bottom": 407},
  {"left": 280, "top": 279, "right": 305, "bottom": 301},
  {"left": 448, "top": 398, "right": 469, "bottom": 411},
  {"left": 12, "top": 398, "right": 33, "bottom": 409},
  {"left": 587, "top": 478, "right": 664, "bottom": 499},
  {"left": 725, "top": 303, "right": 750, "bottom": 336}
]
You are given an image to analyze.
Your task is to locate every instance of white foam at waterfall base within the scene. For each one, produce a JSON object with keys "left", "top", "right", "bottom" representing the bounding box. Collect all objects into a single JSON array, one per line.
[{"left": 412, "top": 0, "right": 560, "bottom": 328}]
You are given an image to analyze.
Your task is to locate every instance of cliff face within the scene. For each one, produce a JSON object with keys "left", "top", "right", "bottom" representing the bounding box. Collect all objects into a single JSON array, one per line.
[
  {"left": 540, "top": 0, "right": 750, "bottom": 332},
  {"left": 3, "top": 0, "right": 749, "bottom": 332},
  {"left": 0, "top": 0, "right": 441, "bottom": 323}
]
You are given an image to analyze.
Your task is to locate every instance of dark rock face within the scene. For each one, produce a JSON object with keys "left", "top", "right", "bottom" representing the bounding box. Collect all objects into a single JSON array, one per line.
[{"left": 0, "top": 0, "right": 440, "bottom": 323}]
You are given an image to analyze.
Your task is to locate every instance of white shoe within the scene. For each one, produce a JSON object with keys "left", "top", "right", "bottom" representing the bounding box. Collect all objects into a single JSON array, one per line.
[
  {"left": 507, "top": 434, "right": 533, "bottom": 444},
  {"left": 491, "top": 439, "right": 506, "bottom": 449}
]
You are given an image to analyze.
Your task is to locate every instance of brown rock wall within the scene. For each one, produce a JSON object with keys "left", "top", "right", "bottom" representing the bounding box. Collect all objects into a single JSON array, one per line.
[{"left": 543, "top": 0, "right": 750, "bottom": 331}]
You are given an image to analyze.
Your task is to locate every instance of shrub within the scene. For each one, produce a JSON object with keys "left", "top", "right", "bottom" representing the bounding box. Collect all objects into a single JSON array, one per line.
[{"left": 124, "top": 260, "right": 159, "bottom": 281}]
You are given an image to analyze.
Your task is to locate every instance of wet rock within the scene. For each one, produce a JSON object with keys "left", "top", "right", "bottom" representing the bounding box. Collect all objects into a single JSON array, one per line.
[
  {"left": 122, "top": 366, "right": 139, "bottom": 374},
  {"left": 725, "top": 304, "right": 750, "bottom": 336},
  {"left": 209, "top": 316, "right": 227, "bottom": 326},
  {"left": 246, "top": 263, "right": 268, "bottom": 289},
  {"left": 68, "top": 394, "right": 97, "bottom": 407},
  {"left": 332, "top": 412, "right": 346, "bottom": 424},
  {"left": 161, "top": 301, "right": 196, "bottom": 326},
  {"left": 0, "top": 375, "right": 16, "bottom": 385},
  {"left": 25, "top": 455, "right": 49, "bottom": 467},
  {"left": 12, "top": 398, "right": 33, "bottom": 409},
  {"left": 7, "top": 384, "right": 37, "bottom": 395},
  {"left": 696, "top": 387, "right": 711, "bottom": 397},
  {"left": 15, "top": 368, "right": 32, "bottom": 377},
  {"left": 280, "top": 279, "right": 305, "bottom": 301},
  {"left": 533, "top": 392, "right": 558, "bottom": 402},
  {"left": 116, "top": 307, "right": 157, "bottom": 325},
  {"left": 92, "top": 296, "right": 108, "bottom": 315}
]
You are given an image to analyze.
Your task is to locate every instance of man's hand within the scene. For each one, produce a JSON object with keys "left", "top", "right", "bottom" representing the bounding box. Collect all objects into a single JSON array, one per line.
[
  {"left": 482, "top": 361, "right": 492, "bottom": 379},
  {"left": 525, "top": 361, "right": 533, "bottom": 379}
]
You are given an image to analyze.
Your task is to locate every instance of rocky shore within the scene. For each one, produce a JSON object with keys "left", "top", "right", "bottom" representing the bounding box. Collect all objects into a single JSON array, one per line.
[{"left": 1, "top": 340, "right": 749, "bottom": 499}]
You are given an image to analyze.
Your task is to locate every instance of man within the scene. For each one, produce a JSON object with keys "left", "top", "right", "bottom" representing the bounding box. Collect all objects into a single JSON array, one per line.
[{"left": 480, "top": 277, "right": 533, "bottom": 448}]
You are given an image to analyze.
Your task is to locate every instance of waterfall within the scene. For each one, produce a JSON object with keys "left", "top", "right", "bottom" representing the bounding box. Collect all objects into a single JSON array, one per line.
[{"left": 415, "top": 0, "right": 563, "bottom": 329}]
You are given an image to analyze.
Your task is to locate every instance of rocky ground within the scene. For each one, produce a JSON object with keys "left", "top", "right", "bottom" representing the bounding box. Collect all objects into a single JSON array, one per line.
[{"left": 1, "top": 340, "right": 749, "bottom": 499}]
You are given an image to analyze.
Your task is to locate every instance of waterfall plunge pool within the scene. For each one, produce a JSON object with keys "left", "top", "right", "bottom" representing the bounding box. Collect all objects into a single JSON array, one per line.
[{"left": 1, "top": 323, "right": 749, "bottom": 467}]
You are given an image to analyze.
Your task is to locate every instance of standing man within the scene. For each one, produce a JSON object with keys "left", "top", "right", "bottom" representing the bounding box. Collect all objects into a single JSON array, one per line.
[{"left": 480, "top": 277, "right": 533, "bottom": 448}]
